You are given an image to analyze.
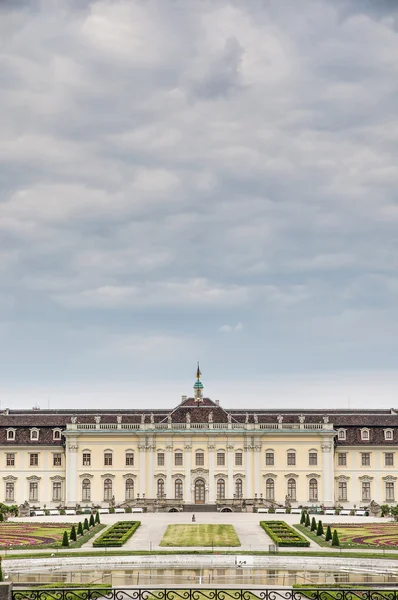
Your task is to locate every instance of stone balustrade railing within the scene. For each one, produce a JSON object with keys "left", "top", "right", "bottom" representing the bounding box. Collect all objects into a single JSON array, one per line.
[{"left": 66, "top": 421, "right": 334, "bottom": 431}]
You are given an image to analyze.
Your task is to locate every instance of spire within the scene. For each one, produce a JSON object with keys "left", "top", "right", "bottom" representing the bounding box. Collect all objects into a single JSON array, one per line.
[{"left": 193, "top": 362, "right": 204, "bottom": 403}]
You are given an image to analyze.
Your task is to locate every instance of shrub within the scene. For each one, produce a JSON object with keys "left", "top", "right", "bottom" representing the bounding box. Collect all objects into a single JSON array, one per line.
[
  {"left": 44, "top": 509, "right": 50, "bottom": 516},
  {"left": 381, "top": 504, "right": 390, "bottom": 517},
  {"left": 316, "top": 520, "right": 324, "bottom": 536},
  {"left": 332, "top": 529, "right": 340, "bottom": 547},
  {"left": 60, "top": 509, "right": 66, "bottom": 515},
  {"left": 268, "top": 507, "right": 275, "bottom": 514},
  {"left": 300, "top": 511, "right": 306, "bottom": 525},
  {"left": 305, "top": 513, "right": 310, "bottom": 527},
  {"left": 310, "top": 517, "right": 317, "bottom": 532},
  {"left": 349, "top": 509, "right": 355, "bottom": 516},
  {"left": 70, "top": 525, "right": 77, "bottom": 542},
  {"left": 62, "top": 531, "right": 69, "bottom": 547},
  {"left": 260, "top": 521, "right": 310, "bottom": 547},
  {"left": 89, "top": 514, "right": 95, "bottom": 528},
  {"left": 95, "top": 512, "right": 100, "bottom": 524},
  {"left": 325, "top": 524, "right": 332, "bottom": 542},
  {"left": 0, "top": 513, "right": 4, "bottom": 522},
  {"left": 77, "top": 522, "right": 83, "bottom": 536},
  {"left": 93, "top": 521, "right": 141, "bottom": 547},
  {"left": 109, "top": 507, "right": 115, "bottom": 514},
  {"left": 125, "top": 507, "right": 132, "bottom": 514},
  {"left": 83, "top": 518, "right": 89, "bottom": 531},
  {"left": 0, "top": 558, "right": 3, "bottom": 582}
]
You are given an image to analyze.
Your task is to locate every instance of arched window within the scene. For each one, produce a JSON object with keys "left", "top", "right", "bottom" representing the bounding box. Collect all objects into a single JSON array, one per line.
[
  {"left": 287, "top": 478, "right": 296, "bottom": 501},
  {"left": 30, "top": 428, "right": 39, "bottom": 441},
  {"left": 104, "top": 478, "right": 113, "bottom": 501},
  {"left": 175, "top": 478, "right": 183, "bottom": 499},
  {"left": 157, "top": 478, "right": 165, "bottom": 498},
  {"left": 235, "top": 478, "right": 243, "bottom": 498},
  {"left": 265, "top": 478, "right": 274, "bottom": 501},
  {"left": 82, "top": 478, "right": 91, "bottom": 501},
  {"left": 309, "top": 478, "right": 318, "bottom": 501},
  {"left": 125, "top": 478, "right": 134, "bottom": 501},
  {"left": 217, "top": 478, "right": 226, "bottom": 499},
  {"left": 53, "top": 429, "right": 62, "bottom": 440}
]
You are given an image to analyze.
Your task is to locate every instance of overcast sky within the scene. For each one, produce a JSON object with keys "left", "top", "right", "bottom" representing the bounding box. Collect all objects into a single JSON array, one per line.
[{"left": 1, "top": 0, "right": 398, "bottom": 410}]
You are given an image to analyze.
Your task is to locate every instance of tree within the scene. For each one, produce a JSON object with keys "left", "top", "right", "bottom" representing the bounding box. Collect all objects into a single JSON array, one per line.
[
  {"left": 70, "top": 525, "right": 77, "bottom": 542},
  {"left": 0, "top": 513, "right": 4, "bottom": 522},
  {"left": 77, "top": 522, "right": 83, "bottom": 536},
  {"left": 331, "top": 529, "right": 340, "bottom": 547},
  {"left": 310, "top": 517, "right": 317, "bottom": 532},
  {"left": 316, "top": 520, "right": 324, "bottom": 536},
  {"left": 83, "top": 517, "right": 89, "bottom": 531},
  {"left": 305, "top": 513, "right": 310, "bottom": 527},
  {"left": 0, "top": 558, "right": 3, "bottom": 582},
  {"left": 325, "top": 524, "right": 332, "bottom": 542},
  {"left": 300, "top": 511, "right": 306, "bottom": 525},
  {"left": 89, "top": 514, "right": 95, "bottom": 528},
  {"left": 62, "top": 531, "right": 69, "bottom": 547},
  {"left": 95, "top": 512, "right": 100, "bottom": 525}
]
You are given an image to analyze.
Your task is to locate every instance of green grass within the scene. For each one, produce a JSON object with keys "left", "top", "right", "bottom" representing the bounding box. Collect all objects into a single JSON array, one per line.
[
  {"left": 159, "top": 524, "right": 241, "bottom": 547},
  {"left": 0, "top": 522, "right": 105, "bottom": 550},
  {"left": 296, "top": 522, "right": 398, "bottom": 549}
]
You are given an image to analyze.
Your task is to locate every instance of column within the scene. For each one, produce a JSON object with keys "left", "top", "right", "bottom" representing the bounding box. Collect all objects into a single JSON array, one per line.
[
  {"left": 208, "top": 444, "right": 215, "bottom": 503},
  {"left": 65, "top": 438, "right": 79, "bottom": 503},
  {"left": 184, "top": 441, "right": 192, "bottom": 503},
  {"left": 166, "top": 444, "right": 173, "bottom": 498},
  {"left": 227, "top": 443, "right": 234, "bottom": 498},
  {"left": 322, "top": 440, "right": 335, "bottom": 505},
  {"left": 253, "top": 444, "right": 261, "bottom": 496},
  {"left": 138, "top": 440, "right": 146, "bottom": 496},
  {"left": 245, "top": 439, "right": 253, "bottom": 499}
]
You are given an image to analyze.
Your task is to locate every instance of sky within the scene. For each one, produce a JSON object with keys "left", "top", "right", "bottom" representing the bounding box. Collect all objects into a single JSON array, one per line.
[{"left": 1, "top": 0, "right": 398, "bottom": 410}]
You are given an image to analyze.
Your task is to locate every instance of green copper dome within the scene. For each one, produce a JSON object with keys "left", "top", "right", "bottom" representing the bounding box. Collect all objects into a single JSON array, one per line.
[{"left": 193, "top": 380, "right": 204, "bottom": 390}]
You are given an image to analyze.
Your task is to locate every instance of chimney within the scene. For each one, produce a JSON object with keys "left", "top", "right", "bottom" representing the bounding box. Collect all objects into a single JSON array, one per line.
[
  {"left": 215, "top": 399, "right": 220, "bottom": 406},
  {"left": 181, "top": 395, "right": 187, "bottom": 403}
]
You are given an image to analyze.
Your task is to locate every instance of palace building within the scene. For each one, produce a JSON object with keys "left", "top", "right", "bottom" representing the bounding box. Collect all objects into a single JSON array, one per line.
[{"left": 1, "top": 369, "right": 397, "bottom": 510}]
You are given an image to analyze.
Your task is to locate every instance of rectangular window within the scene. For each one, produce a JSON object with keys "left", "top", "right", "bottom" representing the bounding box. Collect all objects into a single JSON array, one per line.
[
  {"left": 52, "top": 481, "right": 62, "bottom": 501},
  {"left": 385, "top": 453, "right": 394, "bottom": 467},
  {"left": 196, "top": 453, "right": 204, "bottom": 466},
  {"left": 5, "top": 482, "right": 14, "bottom": 502},
  {"left": 361, "top": 481, "right": 371, "bottom": 501},
  {"left": 6, "top": 453, "right": 15, "bottom": 467},
  {"left": 53, "top": 453, "right": 62, "bottom": 467},
  {"left": 29, "top": 481, "right": 38, "bottom": 501},
  {"left": 235, "top": 452, "right": 243, "bottom": 466},
  {"left": 104, "top": 453, "right": 113, "bottom": 466},
  {"left": 338, "top": 453, "right": 347, "bottom": 466},
  {"left": 82, "top": 453, "right": 91, "bottom": 467},
  {"left": 309, "top": 452, "right": 317, "bottom": 466},
  {"left": 338, "top": 481, "right": 347, "bottom": 501},
  {"left": 265, "top": 452, "right": 274, "bottom": 466},
  {"left": 157, "top": 452, "right": 165, "bottom": 466},
  {"left": 287, "top": 452, "right": 296, "bottom": 466},
  {"left": 217, "top": 452, "right": 225, "bottom": 466},
  {"left": 29, "top": 453, "right": 39, "bottom": 467},
  {"left": 361, "top": 453, "right": 370, "bottom": 466},
  {"left": 175, "top": 452, "right": 183, "bottom": 466},
  {"left": 126, "top": 453, "right": 134, "bottom": 466},
  {"left": 386, "top": 482, "right": 395, "bottom": 501}
]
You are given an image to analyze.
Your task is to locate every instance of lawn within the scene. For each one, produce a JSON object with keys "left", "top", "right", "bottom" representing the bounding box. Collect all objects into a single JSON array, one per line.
[
  {"left": 0, "top": 522, "right": 104, "bottom": 549},
  {"left": 297, "top": 522, "right": 398, "bottom": 549},
  {"left": 159, "top": 524, "right": 241, "bottom": 547}
]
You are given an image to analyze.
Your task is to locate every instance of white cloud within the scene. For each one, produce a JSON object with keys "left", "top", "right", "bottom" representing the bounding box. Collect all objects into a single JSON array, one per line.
[{"left": 219, "top": 322, "right": 244, "bottom": 334}]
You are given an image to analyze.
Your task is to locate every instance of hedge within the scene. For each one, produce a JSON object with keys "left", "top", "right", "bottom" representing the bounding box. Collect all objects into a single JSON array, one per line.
[
  {"left": 260, "top": 520, "right": 310, "bottom": 547},
  {"left": 93, "top": 521, "right": 141, "bottom": 547}
]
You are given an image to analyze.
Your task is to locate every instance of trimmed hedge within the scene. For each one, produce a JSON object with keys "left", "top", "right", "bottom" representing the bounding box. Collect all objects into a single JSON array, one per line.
[
  {"left": 93, "top": 521, "right": 141, "bottom": 547},
  {"left": 260, "top": 520, "right": 310, "bottom": 547}
]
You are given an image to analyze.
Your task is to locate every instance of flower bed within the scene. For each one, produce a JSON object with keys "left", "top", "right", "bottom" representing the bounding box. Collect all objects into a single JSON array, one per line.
[
  {"left": 328, "top": 523, "right": 398, "bottom": 548},
  {"left": 0, "top": 523, "right": 73, "bottom": 548},
  {"left": 260, "top": 520, "right": 310, "bottom": 547},
  {"left": 93, "top": 520, "right": 140, "bottom": 547}
]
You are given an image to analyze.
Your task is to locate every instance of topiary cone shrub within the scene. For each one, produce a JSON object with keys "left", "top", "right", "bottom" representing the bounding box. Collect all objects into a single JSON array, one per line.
[
  {"left": 331, "top": 529, "right": 340, "bottom": 547},
  {"left": 62, "top": 531, "right": 69, "bottom": 547},
  {"left": 70, "top": 525, "right": 77, "bottom": 542},
  {"left": 89, "top": 514, "right": 95, "bottom": 528},
  {"left": 83, "top": 517, "right": 89, "bottom": 531},
  {"left": 300, "top": 511, "right": 306, "bottom": 525},
  {"left": 0, "top": 558, "right": 3, "bottom": 582},
  {"left": 305, "top": 513, "right": 310, "bottom": 527},
  {"left": 95, "top": 511, "right": 100, "bottom": 524},
  {"left": 325, "top": 524, "right": 332, "bottom": 542},
  {"left": 310, "top": 517, "right": 317, "bottom": 532},
  {"left": 77, "top": 522, "right": 83, "bottom": 536},
  {"left": 316, "top": 520, "right": 324, "bottom": 536}
]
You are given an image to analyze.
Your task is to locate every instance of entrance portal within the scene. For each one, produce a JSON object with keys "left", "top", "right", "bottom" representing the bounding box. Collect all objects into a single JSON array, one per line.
[{"left": 194, "top": 478, "right": 205, "bottom": 504}]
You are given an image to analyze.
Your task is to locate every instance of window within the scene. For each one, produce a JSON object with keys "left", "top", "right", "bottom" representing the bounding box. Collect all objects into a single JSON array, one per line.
[
  {"left": 82, "top": 478, "right": 91, "bottom": 501},
  {"left": 29, "top": 453, "right": 39, "bottom": 467},
  {"left": 385, "top": 429, "right": 394, "bottom": 440},
  {"left": 175, "top": 478, "right": 183, "bottom": 499},
  {"left": 157, "top": 478, "right": 165, "bottom": 498},
  {"left": 53, "top": 453, "right": 62, "bottom": 467},
  {"left": 386, "top": 482, "right": 395, "bottom": 501},
  {"left": 338, "top": 453, "right": 347, "bottom": 466},
  {"left": 29, "top": 481, "right": 38, "bottom": 502},
  {"left": 5, "top": 481, "right": 14, "bottom": 502},
  {"left": 30, "top": 429, "right": 39, "bottom": 441},
  {"left": 235, "top": 478, "right": 243, "bottom": 498},
  {"left": 217, "top": 478, "right": 226, "bottom": 499},
  {"left": 104, "top": 478, "right": 113, "bottom": 501},
  {"left": 287, "top": 478, "right": 296, "bottom": 501},
  {"left": 125, "top": 478, "right": 134, "bottom": 501},
  {"left": 309, "top": 452, "right": 317, "bottom": 466},
  {"left": 104, "top": 452, "right": 113, "bottom": 466},
  {"left": 309, "top": 478, "right": 318, "bottom": 501},
  {"left": 175, "top": 452, "right": 183, "bottom": 466},
  {"left": 196, "top": 452, "right": 204, "bottom": 466},
  {"left": 265, "top": 478, "right": 274, "bottom": 501},
  {"left": 385, "top": 453, "right": 394, "bottom": 467},
  {"left": 361, "top": 481, "right": 371, "bottom": 501},
  {"left": 217, "top": 452, "right": 225, "bottom": 466},
  {"left": 82, "top": 453, "right": 91, "bottom": 467},
  {"left": 126, "top": 452, "right": 134, "bottom": 466},
  {"left": 6, "top": 453, "right": 15, "bottom": 467},
  {"left": 235, "top": 452, "right": 243, "bottom": 466},
  {"left": 361, "top": 428, "right": 370, "bottom": 441},
  {"left": 338, "top": 481, "right": 347, "bottom": 501},
  {"left": 361, "top": 452, "right": 370, "bottom": 466},
  {"left": 52, "top": 481, "right": 62, "bottom": 501},
  {"left": 337, "top": 429, "right": 346, "bottom": 440},
  {"left": 265, "top": 452, "right": 274, "bottom": 466},
  {"left": 287, "top": 452, "right": 296, "bottom": 466},
  {"left": 6, "top": 429, "right": 15, "bottom": 441},
  {"left": 53, "top": 429, "right": 62, "bottom": 440}
]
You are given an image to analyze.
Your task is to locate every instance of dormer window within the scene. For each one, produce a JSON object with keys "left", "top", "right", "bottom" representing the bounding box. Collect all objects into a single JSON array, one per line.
[
  {"left": 30, "top": 428, "right": 40, "bottom": 441},
  {"left": 6, "top": 428, "right": 16, "bottom": 441},
  {"left": 384, "top": 429, "right": 394, "bottom": 441},
  {"left": 53, "top": 429, "right": 62, "bottom": 441},
  {"left": 337, "top": 429, "right": 346, "bottom": 441},
  {"left": 361, "top": 428, "right": 370, "bottom": 441}
]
